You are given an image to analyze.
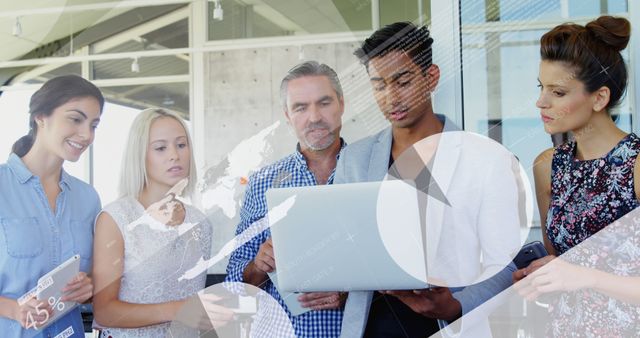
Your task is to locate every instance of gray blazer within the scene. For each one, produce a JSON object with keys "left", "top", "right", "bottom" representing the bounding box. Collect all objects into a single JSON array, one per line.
[{"left": 336, "top": 116, "right": 520, "bottom": 337}]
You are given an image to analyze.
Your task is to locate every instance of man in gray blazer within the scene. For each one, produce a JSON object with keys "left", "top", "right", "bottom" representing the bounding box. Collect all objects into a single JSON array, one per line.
[{"left": 337, "top": 22, "right": 521, "bottom": 337}]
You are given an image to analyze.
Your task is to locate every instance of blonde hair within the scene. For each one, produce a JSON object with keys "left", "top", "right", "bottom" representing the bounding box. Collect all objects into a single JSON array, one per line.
[{"left": 119, "top": 108, "right": 197, "bottom": 198}]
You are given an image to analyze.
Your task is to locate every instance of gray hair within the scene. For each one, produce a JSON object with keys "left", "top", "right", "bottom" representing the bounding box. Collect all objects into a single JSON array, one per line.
[
  {"left": 119, "top": 108, "right": 197, "bottom": 199},
  {"left": 279, "top": 61, "right": 343, "bottom": 109}
]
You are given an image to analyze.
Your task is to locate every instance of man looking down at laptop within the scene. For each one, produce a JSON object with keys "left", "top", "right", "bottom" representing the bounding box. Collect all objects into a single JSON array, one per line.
[
  {"left": 336, "top": 22, "right": 521, "bottom": 337},
  {"left": 226, "top": 61, "right": 347, "bottom": 337}
]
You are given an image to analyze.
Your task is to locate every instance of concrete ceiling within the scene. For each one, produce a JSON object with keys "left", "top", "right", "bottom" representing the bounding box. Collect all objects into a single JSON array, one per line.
[
  {"left": 259, "top": 0, "right": 353, "bottom": 33},
  {"left": 239, "top": 0, "right": 371, "bottom": 34},
  {"left": 0, "top": 0, "right": 128, "bottom": 62},
  {"left": 0, "top": 1, "right": 190, "bottom": 115},
  {"left": 0, "top": 0, "right": 370, "bottom": 116}
]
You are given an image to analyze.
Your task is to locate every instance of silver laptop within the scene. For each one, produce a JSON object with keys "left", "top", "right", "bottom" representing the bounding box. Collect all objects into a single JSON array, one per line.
[{"left": 266, "top": 180, "right": 428, "bottom": 292}]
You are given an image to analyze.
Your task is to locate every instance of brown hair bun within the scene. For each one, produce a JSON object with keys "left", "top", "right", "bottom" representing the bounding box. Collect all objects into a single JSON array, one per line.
[{"left": 585, "top": 15, "right": 631, "bottom": 52}]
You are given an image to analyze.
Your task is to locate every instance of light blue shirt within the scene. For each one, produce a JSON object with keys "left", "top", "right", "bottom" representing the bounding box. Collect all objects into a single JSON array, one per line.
[{"left": 0, "top": 153, "right": 101, "bottom": 338}]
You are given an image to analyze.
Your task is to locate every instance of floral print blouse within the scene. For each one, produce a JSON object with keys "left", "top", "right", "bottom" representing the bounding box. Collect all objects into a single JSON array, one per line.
[{"left": 545, "top": 133, "right": 640, "bottom": 337}]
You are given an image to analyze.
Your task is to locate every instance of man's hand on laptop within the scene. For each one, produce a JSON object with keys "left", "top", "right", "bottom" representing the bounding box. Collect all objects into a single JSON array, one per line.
[
  {"left": 255, "top": 238, "right": 276, "bottom": 273},
  {"left": 382, "top": 288, "right": 462, "bottom": 322},
  {"left": 298, "top": 292, "right": 347, "bottom": 310},
  {"left": 243, "top": 238, "right": 276, "bottom": 286}
]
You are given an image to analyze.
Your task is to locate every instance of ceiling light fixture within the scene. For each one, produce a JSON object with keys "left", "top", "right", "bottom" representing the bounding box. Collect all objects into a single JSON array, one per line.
[
  {"left": 162, "top": 95, "right": 175, "bottom": 106},
  {"left": 12, "top": 17, "right": 22, "bottom": 37},
  {"left": 131, "top": 57, "right": 140, "bottom": 73},
  {"left": 213, "top": 0, "right": 224, "bottom": 21}
]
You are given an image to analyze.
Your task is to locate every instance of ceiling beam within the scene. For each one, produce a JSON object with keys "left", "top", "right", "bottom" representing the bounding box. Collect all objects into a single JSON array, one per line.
[
  {"left": 0, "top": 31, "right": 370, "bottom": 70},
  {"left": 237, "top": 0, "right": 307, "bottom": 33},
  {"left": 0, "top": 0, "right": 193, "bottom": 18},
  {"left": 92, "top": 6, "right": 189, "bottom": 53},
  {"left": 0, "top": 74, "right": 189, "bottom": 91},
  {"left": 461, "top": 14, "right": 628, "bottom": 34},
  {"left": 12, "top": 6, "right": 190, "bottom": 83}
]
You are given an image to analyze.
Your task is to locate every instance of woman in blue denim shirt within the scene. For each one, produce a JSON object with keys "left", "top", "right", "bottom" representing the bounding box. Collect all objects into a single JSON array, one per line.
[{"left": 0, "top": 75, "right": 104, "bottom": 338}]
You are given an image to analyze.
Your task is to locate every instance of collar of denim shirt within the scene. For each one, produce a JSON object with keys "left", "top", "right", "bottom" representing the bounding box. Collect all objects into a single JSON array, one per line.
[{"left": 7, "top": 153, "right": 72, "bottom": 190}]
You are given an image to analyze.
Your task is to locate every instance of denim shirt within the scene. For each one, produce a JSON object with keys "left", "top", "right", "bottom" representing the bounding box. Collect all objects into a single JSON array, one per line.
[{"left": 0, "top": 153, "right": 101, "bottom": 338}]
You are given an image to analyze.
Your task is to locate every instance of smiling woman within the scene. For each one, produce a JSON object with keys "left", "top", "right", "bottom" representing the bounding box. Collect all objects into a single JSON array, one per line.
[
  {"left": 11, "top": 76, "right": 104, "bottom": 160},
  {"left": 0, "top": 75, "right": 105, "bottom": 338}
]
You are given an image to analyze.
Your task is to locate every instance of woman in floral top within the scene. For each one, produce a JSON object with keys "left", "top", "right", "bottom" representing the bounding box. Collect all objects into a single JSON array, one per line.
[{"left": 513, "top": 16, "right": 640, "bottom": 337}]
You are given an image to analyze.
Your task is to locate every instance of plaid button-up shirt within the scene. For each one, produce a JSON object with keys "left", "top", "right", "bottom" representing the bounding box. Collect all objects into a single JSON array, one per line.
[{"left": 226, "top": 140, "right": 346, "bottom": 337}]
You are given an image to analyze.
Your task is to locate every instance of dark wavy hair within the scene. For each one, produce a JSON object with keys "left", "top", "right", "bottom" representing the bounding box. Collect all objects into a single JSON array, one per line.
[{"left": 11, "top": 75, "right": 105, "bottom": 157}]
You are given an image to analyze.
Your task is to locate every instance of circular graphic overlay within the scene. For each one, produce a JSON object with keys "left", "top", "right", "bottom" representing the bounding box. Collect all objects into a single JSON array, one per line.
[
  {"left": 376, "top": 131, "right": 533, "bottom": 287},
  {"left": 168, "top": 282, "right": 295, "bottom": 338}
]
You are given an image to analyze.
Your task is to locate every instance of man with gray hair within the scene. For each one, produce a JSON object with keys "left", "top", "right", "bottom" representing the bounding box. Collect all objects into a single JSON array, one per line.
[{"left": 226, "top": 60, "right": 347, "bottom": 337}]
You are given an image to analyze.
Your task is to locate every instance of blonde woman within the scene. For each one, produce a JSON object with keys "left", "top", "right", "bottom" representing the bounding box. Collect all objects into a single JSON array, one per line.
[{"left": 92, "top": 108, "right": 230, "bottom": 337}]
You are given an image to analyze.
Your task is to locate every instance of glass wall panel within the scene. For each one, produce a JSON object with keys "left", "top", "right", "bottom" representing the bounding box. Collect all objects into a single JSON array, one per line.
[
  {"left": 100, "top": 82, "right": 189, "bottom": 118},
  {"left": 380, "top": 0, "right": 430, "bottom": 25},
  {"left": 207, "top": 0, "right": 373, "bottom": 40},
  {"left": 460, "top": 0, "right": 630, "bottom": 229},
  {"left": 92, "top": 100, "right": 141, "bottom": 205}
]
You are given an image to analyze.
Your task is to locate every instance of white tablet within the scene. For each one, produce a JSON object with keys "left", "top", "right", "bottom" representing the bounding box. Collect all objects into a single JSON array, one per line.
[{"left": 34, "top": 254, "right": 81, "bottom": 331}]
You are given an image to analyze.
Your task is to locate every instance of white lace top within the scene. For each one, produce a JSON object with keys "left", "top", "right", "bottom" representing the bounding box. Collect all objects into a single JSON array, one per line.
[{"left": 96, "top": 196, "right": 212, "bottom": 338}]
